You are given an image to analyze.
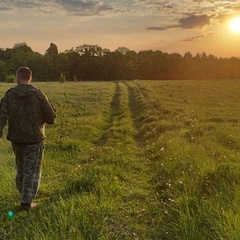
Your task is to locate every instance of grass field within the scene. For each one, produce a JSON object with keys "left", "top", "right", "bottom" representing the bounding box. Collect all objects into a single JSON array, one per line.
[{"left": 1, "top": 80, "right": 240, "bottom": 239}]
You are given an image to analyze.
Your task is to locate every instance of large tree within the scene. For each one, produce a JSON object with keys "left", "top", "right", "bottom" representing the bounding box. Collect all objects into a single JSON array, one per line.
[
  {"left": 45, "top": 43, "right": 59, "bottom": 55},
  {"left": 0, "top": 60, "right": 7, "bottom": 81}
]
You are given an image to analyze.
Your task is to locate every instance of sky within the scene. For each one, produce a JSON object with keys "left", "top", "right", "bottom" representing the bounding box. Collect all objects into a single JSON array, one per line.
[{"left": 0, "top": 0, "right": 240, "bottom": 57}]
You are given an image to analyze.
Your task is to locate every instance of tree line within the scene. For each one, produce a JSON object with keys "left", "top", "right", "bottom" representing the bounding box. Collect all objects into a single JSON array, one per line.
[{"left": 0, "top": 42, "right": 240, "bottom": 82}]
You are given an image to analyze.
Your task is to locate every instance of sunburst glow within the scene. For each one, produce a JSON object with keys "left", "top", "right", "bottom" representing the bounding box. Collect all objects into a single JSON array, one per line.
[{"left": 230, "top": 17, "right": 240, "bottom": 33}]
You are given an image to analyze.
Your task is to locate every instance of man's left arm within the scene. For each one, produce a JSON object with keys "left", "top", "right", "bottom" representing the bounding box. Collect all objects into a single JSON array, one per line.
[{"left": 39, "top": 92, "right": 56, "bottom": 124}]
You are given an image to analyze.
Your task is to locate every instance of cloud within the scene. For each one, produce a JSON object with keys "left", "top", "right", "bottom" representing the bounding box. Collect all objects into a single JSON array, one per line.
[
  {"left": 225, "top": 5, "right": 240, "bottom": 12},
  {"left": 14, "top": 1, "right": 42, "bottom": 9},
  {"left": 216, "top": 13, "right": 232, "bottom": 22},
  {"left": 0, "top": 0, "right": 54, "bottom": 13},
  {"left": 0, "top": 0, "right": 116, "bottom": 16},
  {"left": 0, "top": 6, "right": 12, "bottom": 11},
  {"left": 0, "top": 0, "right": 46, "bottom": 10},
  {"left": 183, "top": 35, "right": 205, "bottom": 41},
  {"left": 215, "top": 11, "right": 240, "bottom": 24},
  {"left": 147, "top": 14, "right": 211, "bottom": 31},
  {"left": 0, "top": 0, "right": 239, "bottom": 18},
  {"left": 147, "top": 26, "right": 170, "bottom": 31},
  {"left": 56, "top": 0, "right": 115, "bottom": 16},
  {"left": 179, "top": 14, "right": 211, "bottom": 29},
  {"left": 182, "top": 32, "right": 216, "bottom": 42}
]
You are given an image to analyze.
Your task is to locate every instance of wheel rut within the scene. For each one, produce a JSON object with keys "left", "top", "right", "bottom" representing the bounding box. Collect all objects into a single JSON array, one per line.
[{"left": 86, "top": 81, "right": 161, "bottom": 239}]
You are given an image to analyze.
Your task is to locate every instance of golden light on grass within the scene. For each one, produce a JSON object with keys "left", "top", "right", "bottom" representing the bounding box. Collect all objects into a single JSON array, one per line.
[{"left": 230, "top": 17, "right": 240, "bottom": 33}]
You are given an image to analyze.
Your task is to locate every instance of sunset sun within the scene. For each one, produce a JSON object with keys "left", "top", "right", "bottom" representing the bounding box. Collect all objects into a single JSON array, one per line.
[{"left": 230, "top": 17, "right": 240, "bottom": 33}]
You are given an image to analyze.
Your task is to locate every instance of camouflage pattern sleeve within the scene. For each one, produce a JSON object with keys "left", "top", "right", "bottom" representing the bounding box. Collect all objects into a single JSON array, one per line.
[
  {"left": 39, "top": 91, "right": 56, "bottom": 124},
  {"left": 0, "top": 93, "right": 9, "bottom": 136}
]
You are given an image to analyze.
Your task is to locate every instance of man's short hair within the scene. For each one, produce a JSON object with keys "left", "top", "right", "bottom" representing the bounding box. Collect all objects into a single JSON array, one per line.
[{"left": 16, "top": 67, "right": 32, "bottom": 81}]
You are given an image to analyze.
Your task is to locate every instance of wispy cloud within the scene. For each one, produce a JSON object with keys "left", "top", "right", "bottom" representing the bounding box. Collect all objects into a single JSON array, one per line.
[
  {"left": 182, "top": 32, "right": 216, "bottom": 42},
  {"left": 225, "top": 5, "right": 240, "bottom": 11},
  {"left": 147, "top": 26, "right": 172, "bottom": 31},
  {"left": 0, "top": 6, "right": 12, "bottom": 11},
  {"left": 0, "top": 0, "right": 116, "bottom": 16},
  {"left": 183, "top": 35, "right": 206, "bottom": 42},
  {"left": 56, "top": 0, "right": 115, "bottom": 16},
  {"left": 0, "top": 0, "right": 239, "bottom": 17}
]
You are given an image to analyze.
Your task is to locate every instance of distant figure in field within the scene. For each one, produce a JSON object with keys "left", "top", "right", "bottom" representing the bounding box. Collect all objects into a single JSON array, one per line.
[{"left": 0, "top": 67, "right": 56, "bottom": 211}]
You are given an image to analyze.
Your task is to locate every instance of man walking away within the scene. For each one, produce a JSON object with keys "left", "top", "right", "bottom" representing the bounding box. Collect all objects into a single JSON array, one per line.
[{"left": 0, "top": 66, "right": 56, "bottom": 210}]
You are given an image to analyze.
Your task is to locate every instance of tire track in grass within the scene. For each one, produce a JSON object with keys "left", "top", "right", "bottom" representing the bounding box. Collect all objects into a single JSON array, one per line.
[
  {"left": 76, "top": 81, "right": 160, "bottom": 239},
  {"left": 126, "top": 82, "right": 240, "bottom": 239},
  {"left": 96, "top": 81, "right": 122, "bottom": 146},
  {"left": 63, "top": 81, "right": 163, "bottom": 239},
  {"left": 126, "top": 82, "right": 221, "bottom": 239},
  {"left": 125, "top": 81, "right": 175, "bottom": 239},
  {"left": 106, "top": 81, "right": 161, "bottom": 239}
]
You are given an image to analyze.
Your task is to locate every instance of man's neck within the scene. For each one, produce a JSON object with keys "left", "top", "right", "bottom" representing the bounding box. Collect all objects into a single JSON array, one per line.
[{"left": 17, "top": 80, "right": 30, "bottom": 85}]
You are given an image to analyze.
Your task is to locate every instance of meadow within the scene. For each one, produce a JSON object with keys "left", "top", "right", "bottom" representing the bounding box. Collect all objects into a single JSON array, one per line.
[{"left": 1, "top": 80, "right": 240, "bottom": 239}]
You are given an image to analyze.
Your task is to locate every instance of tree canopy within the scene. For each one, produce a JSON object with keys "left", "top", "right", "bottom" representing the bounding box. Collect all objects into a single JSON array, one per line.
[{"left": 0, "top": 42, "right": 240, "bottom": 82}]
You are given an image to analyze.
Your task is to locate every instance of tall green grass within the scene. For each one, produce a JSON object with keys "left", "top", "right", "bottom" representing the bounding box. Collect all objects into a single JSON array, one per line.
[
  {"left": 134, "top": 80, "right": 240, "bottom": 239},
  {"left": 1, "top": 80, "right": 240, "bottom": 239}
]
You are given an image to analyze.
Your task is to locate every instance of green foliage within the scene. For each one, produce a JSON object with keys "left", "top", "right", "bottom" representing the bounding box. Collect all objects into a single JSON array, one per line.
[
  {"left": 53, "top": 93, "right": 69, "bottom": 146},
  {"left": 0, "top": 60, "right": 7, "bottom": 82},
  {"left": 73, "top": 75, "right": 78, "bottom": 82},
  {"left": 5, "top": 74, "right": 15, "bottom": 83},
  {"left": 1, "top": 42, "right": 240, "bottom": 81},
  {"left": 59, "top": 73, "right": 66, "bottom": 83},
  {"left": 45, "top": 43, "right": 58, "bottom": 55}
]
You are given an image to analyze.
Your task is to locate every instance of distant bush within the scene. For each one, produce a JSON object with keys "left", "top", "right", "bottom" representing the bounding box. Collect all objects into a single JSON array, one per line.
[
  {"left": 5, "top": 74, "right": 15, "bottom": 83},
  {"left": 73, "top": 75, "right": 78, "bottom": 82},
  {"left": 59, "top": 73, "right": 66, "bottom": 83}
]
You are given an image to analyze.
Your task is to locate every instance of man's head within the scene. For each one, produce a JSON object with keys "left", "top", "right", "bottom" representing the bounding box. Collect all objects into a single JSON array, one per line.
[{"left": 16, "top": 67, "right": 32, "bottom": 84}]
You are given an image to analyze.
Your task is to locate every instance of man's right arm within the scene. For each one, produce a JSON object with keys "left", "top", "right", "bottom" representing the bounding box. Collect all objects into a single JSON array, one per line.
[{"left": 0, "top": 94, "right": 9, "bottom": 137}]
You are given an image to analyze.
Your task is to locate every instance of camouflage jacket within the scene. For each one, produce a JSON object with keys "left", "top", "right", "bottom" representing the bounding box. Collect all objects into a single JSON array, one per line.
[{"left": 0, "top": 84, "right": 56, "bottom": 143}]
